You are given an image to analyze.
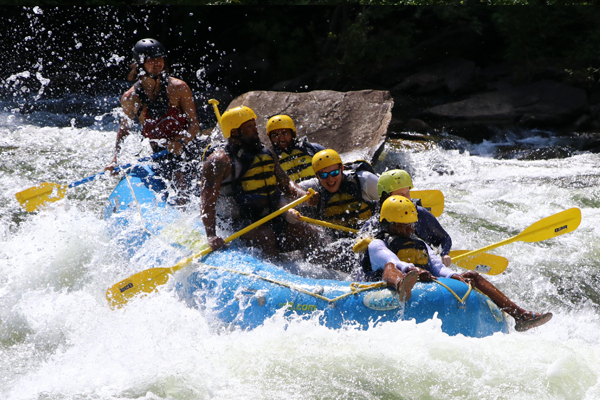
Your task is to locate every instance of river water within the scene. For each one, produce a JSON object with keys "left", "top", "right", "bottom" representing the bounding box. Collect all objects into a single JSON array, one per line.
[{"left": 2, "top": 102, "right": 600, "bottom": 399}]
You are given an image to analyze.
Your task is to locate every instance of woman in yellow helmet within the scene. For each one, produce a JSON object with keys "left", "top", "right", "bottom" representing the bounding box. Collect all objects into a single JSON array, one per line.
[
  {"left": 362, "top": 196, "right": 553, "bottom": 332},
  {"left": 266, "top": 115, "right": 325, "bottom": 183}
]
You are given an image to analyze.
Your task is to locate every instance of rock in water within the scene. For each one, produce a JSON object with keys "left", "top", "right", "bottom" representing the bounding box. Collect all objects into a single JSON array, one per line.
[{"left": 224, "top": 90, "right": 393, "bottom": 164}]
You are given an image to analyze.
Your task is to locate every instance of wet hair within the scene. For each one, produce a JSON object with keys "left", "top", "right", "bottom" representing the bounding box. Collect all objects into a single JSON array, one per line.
[
  {"left": 379, "top": 191, "right": 392, "bottom": 206},
  {"left": 373, "top": 191, "right": 392, "bottom": 216},
  {"left": 379, "top": 219, "right": 391, "bottom": 233},
  {"left": 380, "top": 219, "right": 416, "bottom": 235}
]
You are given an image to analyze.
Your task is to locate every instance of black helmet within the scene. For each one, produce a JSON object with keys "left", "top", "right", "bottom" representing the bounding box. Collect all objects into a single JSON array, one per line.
[{"left": 132, "top": 38, "right": 166, "bottom": 63}]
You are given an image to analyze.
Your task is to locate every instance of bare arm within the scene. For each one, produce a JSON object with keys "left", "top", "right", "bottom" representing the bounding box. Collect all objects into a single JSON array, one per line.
[
  {"left": 368, "top": 239, "right": 414, "bottom": 274},
  {"left": 200, "top": 149, "right": 231, "bottom": 250},
  {"left": 106, "top": 88, "right": 140, "bottom": 171},
  {"left": 176, "top": 82, "right": 200, "bottom": 141},
  {"left": 167, "top": 78, "right": 200, "bottom": 154}
]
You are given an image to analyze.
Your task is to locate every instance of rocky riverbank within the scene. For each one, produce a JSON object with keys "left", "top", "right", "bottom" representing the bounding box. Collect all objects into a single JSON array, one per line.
[{"left": 263, "top": 58, "right": 600, "bottom": 155}]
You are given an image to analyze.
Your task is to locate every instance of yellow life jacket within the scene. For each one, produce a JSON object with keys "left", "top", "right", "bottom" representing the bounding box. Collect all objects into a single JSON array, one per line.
[
  {"left": 275, "top": 137, "right": 324, "bottom": 183},
  {"left": 279, "top": 148, "right": 315, "bottom": 183},
  {"left": 383, "top": 234, "right": 430, "bottom": 268},
  {"left": 239, "top": 152, "right": 277, "bottom": 196},
  {"left": 222, "top": 144, "right": 279, "bottom": 220},
  {"left": 318, "top": 171, "right": 374, "bottom": 229},
  {"left": 360, "top": 233, "right": 430, "bottom": 282}
]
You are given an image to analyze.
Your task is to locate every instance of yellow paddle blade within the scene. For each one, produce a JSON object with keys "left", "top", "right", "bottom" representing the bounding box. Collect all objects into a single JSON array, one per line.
[
  {"left": 15, "top": 182, "right": 67, "bottom": 212},
  {"left": 353, "top": 237, "right": 374, "bottom": 253},
  {"left": 452, "top": 207, "right": 582, "bottom": 262},
  {"left": 107, "top": 251, "right": 203, "bottom": 309},
  {"left": 518, "top": 207, "right": 581, "bottom": 242},
  {"left": 106, "top": 267, "right": 171, "bottom": 308},
  {"left": 411, "top": 190, "right": 444, "bottom": 217},
  {"left": 449, "top": 250, "right": 508, "bottom": 275},
  {"left": 107, "top": 189, "right": 315, "bottom": 309}
]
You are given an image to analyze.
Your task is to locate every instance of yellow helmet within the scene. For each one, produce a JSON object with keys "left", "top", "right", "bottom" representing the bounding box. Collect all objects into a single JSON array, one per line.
[
  {"left": 377, "top": 169, "right": 413, "bottom": 197},
  {"left": 266, "top": 115, "right": 296, "bottom": 137},
  {"left": 380, "top": 195, "right": 418, "bottom": 224},
  {"left": 219, "top": 106, "right": 257, "bottom": 138},
  {"left": 312, "top": 149, "right": 342, "bottom": 173}
]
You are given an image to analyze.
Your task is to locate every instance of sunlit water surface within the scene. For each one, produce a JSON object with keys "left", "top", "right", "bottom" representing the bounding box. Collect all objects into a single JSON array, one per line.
[{"left": 2, "top": 110, "right": 600, "bottom": 400}]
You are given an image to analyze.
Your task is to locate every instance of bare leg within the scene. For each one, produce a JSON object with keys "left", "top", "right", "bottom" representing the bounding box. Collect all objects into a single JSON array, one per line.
[
  {"left": 239, "top": 225, "right": 279, "bottom": 259},
  {"left": 280, "top": 221, "right": 321, "bottom": 253},
  {"left": 461, "top": 271, "right": 552, "bottom": 332},
  {"left": 172, "top": 170, "right": 190, "bottom": 205}
]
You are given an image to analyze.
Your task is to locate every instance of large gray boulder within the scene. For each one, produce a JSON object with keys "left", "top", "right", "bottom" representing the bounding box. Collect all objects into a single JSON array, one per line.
[
  {"left": 216, "top": 90, "right": 393, "bottom": 164},
  {"left": 422, "top": 80, "right": 588, "bottom": 127}
]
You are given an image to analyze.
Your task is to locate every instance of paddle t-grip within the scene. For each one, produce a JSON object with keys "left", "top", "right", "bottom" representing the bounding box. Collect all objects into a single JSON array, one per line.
[{"left": 208, "top": 99, "right": 221, "bottom": 122}]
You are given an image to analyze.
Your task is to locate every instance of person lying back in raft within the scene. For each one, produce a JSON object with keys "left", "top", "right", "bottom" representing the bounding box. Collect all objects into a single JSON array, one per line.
[
  {"left": 266, "top": 115, "right": 325, "bottom": 183},
  {"left": 359, "top": 195, "right": 553, "bottom": 332},
  {"left": 298, "top": 149, "right": 379, "bottom": 232},
  {"left": 369, "top": 169, "right": 453, "bottom": 266},
  {"left": 200, "top": 105, "right": 321, "bottom": 258},
  {"left": 106, "top": 38, "right": 204, "bottom": 204}
]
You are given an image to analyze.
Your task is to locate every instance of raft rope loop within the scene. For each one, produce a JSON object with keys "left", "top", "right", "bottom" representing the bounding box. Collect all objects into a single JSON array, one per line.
[
  {"left": 197, "top": 262, "right": 387, "bottom": 303},
  {"left": 124, "top": 175, "right": 471, "bottom": 305},
  {"left": 434, "top": 279, "right": 472, "bottom": 304}
]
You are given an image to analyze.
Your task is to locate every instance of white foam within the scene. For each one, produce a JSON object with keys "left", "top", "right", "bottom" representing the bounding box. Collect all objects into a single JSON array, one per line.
[{"left": 3, "top": 124, "right": 600, "bottom": 399}]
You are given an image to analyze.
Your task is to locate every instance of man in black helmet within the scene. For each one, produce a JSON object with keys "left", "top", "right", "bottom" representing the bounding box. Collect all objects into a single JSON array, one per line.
[{"left": 106, "top": 38, "right": 203, "bottom": 204}]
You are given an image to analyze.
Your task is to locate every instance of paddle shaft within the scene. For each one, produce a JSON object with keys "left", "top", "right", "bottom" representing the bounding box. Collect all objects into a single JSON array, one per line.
[
  {"left": 168, "top": 189, "right": 316, "bottom": 275},
  {"left": 452, "top": 237, "right": 518, "bottom": 262},
  {"left": 298, "top": 216, "right": 358, "bottom": 234},
  {"left": 208, "top": 99, "right": 222, "bottom": 122},
  {"left": 452, "top": 208, "right": 581, "bottom": 262},
  {"left": 107, "top": 189, "right": 316, "bottom": 308},
  {"left": 71, "top": 150, "right": 169, "bottom": 188},
  {"left": 208, "top": 99, "right": 224, "bottom": 135}
]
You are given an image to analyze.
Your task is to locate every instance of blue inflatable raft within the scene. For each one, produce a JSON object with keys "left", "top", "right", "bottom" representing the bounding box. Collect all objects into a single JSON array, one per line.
[{"left": 105, "top": 165, "right": 509, "bottom": 337}]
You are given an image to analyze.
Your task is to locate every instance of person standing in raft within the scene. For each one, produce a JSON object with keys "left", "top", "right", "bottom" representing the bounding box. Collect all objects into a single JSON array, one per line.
[
  {"left": 368, "top": 169, "right": 453, "bottom": 266},
  {"left": 298, "top": 149, "right": 379, "bottom": 231},
  {"left": 266, "top": 115, "right": 325, "bottom": 183},
  {"left": 361, "top": 195, "right": 553, "bottom": 332},
  {"left": 200, "top": 105, "right": 321, "bottom": 258},
  {"left": 106, "top": 38, "right": 203, "bottom": 204}
]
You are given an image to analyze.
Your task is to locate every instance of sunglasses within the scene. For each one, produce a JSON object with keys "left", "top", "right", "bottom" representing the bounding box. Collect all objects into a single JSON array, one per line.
[{"left": 317, "top": 169, "right": 341, "bottom": 179}]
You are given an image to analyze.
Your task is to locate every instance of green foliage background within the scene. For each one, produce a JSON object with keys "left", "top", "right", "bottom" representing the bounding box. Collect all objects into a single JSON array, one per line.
[{"left": 1, "top": 5, "right": 600, "bottom": 96}]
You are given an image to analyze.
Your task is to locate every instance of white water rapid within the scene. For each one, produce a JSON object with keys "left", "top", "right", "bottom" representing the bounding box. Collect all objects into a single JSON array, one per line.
[{"left": 2, "top": 111, "right": 600, "bottom": 399}]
